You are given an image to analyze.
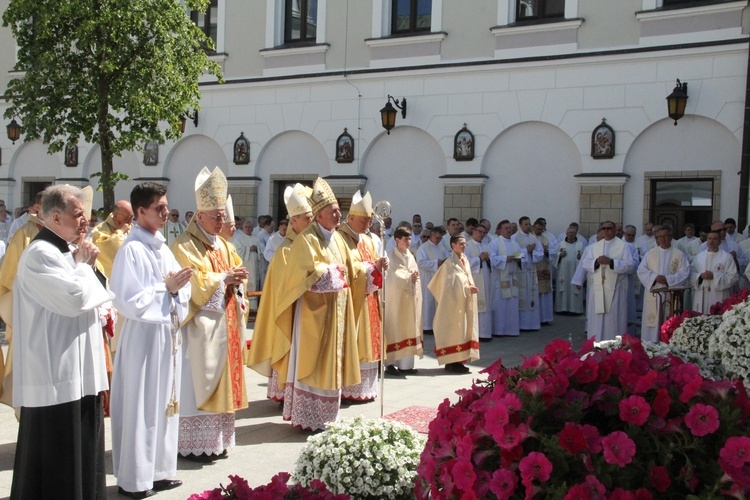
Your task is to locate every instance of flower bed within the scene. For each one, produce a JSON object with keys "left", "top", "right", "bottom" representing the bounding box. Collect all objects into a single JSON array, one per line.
[
  {"left": 415, "top": 335, "right": 750, "bottom": 498},
  {"left": 188, "top": 472, "right": 349, "bottom": 499}
]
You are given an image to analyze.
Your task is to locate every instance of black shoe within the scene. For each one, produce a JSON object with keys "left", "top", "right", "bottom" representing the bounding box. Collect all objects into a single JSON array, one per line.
[
  {"left": 153, "top": 479, "right": 182, "bottom": 491},
  {"left": 212, "top": 450, "right": 228, "bottom": 460},
  {"left": 445, "top": 362, "right": 470, "bottom": 374},
  {"left": 179, "top": 452, "right": 215, "bottom": 463},
  {"left": 423, "top": 329, "right": 434, "bottom": 335},
  {"left": 118, "top": 487, "right": 155, "bottom": 499},
  {"left": 385, "top": 365, "right": 403, "bottom": 377},
  {"left": 479, "top": 337, "right": 493, "bottom": 343},
  {"left": 399, "top": 368, "right": 419, "bottom": 375}
]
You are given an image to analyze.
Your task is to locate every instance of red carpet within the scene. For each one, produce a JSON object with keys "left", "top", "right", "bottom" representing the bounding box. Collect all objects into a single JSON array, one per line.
[{"left": 382, "top": 406, "right": 436, "bottom": 434}]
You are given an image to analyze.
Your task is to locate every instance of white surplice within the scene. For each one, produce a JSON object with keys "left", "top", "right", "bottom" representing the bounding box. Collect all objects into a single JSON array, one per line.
[
  {"left": 691, "top": 248, "right": 738, "bottom": 314},
  {"left": 637, "top": 245, "right": 689, "bottom": 342},
  {"left": 554, "top": 237, "right": 584, "bottom": 314},
  {"left": 417, "top": 240, "right": 448, "bottom": 331},
  {"left": 232, "top": 230, "right": 262, "bottom": 308},
  {"left": 110, "top": 225, "right": 191, "bottom": 492},
  {"left": 512, "top": 231, "right": 542, "bottom": 330},
  {"left": 465, "top": 238, "right": 493, "bottom": 339},
  {"left": 582, "top": 237, "right": 634, "bottom": 341},
  {"left": 488, "top": 236, "right": 522, "bottom": 336}
]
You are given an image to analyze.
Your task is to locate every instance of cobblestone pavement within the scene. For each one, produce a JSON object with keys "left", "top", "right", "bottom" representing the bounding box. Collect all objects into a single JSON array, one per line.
[{"left": 0, "top": 313, "right": 588, "bottom": 499}]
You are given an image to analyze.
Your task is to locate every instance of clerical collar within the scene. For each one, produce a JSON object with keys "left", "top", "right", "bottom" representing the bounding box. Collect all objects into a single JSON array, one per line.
[
  {"left": 34, "top": 226, "right": 73, "bottom": 254},
  {"left": 133, "top": 223, "right": 165, "bottom": 248},
  {"left": 197, "top": 222, "right": 217, "bottom": 246},
  {"left": 317, "top": 222, "right": 334, "bottom": 241},
  {"left": 344, "top": 223, "right": 361, "bottom": 241}
]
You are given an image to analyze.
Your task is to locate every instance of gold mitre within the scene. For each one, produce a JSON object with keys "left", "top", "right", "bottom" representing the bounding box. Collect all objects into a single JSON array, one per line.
[
  {"left": 225, "top": 194, "right": 235, "bottom": 222},
  {"left": 309, "top": 177, "right": 337, "bottom": 213},
  {"left": 195, "top": 166, "right": 228, "bottom": 211},
  {"left": 284, "top": 183, "right": 313, "bottom": 217},
  {"left": 80, "top": 186, "right": 94, "bottom": 218},
  {"left": 349, "top": 190, "right": 373, "bottom": 217}
]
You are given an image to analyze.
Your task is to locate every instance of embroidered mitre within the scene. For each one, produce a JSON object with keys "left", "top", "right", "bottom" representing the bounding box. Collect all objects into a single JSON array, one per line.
[
  {"left": 195, "top": 166, "right": 228, "bottom": 211},
  {"left": 284, "top": 183, "right": 313, "bottom": 217},
  {"left": 309, "top": 177, "right": 337, "bottom": 213}
]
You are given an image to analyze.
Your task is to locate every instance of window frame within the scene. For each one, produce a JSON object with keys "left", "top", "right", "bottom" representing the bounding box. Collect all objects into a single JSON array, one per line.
[
  {"left": 190, "top": 0, "right": 219, "bottom": 49},
  {"left": 284, "top": 0, "right": 318, "bottom": 44},
  {"left": 515, "top": 0, "right": 565, "bottom": 22},
  {"left": 391, "top": 0, "right": 432, "bottom": 35}
]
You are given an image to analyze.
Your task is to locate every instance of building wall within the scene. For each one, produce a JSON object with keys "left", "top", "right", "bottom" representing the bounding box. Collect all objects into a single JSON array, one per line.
[{"left": 0, "top": 0, "right": 746, "bottom": 237}]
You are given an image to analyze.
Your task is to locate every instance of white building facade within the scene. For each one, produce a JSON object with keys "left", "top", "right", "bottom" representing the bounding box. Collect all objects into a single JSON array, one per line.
[{"left": 0, "top": 0, "right": 747, "bottom": 237}]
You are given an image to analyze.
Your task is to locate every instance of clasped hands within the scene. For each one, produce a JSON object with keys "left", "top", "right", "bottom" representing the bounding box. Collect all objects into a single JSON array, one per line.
[
  {"left": 224, "top": 267, "right": 249, "bottom": 286},
  {"left": 73, "top": 236, "right": 100, "bottom": 266},
  {"left": 165, "top": 267, "right": 193, "bottom": 294}
]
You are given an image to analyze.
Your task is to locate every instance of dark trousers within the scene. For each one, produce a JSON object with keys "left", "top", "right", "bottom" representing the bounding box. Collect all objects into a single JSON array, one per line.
[{"left": 11, "top": 394, "right": 105, "bottom": 500}]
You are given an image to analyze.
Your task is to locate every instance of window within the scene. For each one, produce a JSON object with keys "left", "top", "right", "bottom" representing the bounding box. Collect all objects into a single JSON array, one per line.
[
  {"left": 516, "top": 0, "right": 565, "bottom": 21},
  {"left": 391, "top": 0, "right": 432, "bottom": 34},
  {"left": 284, "top": 0, "right": 318, "bottom": 43},
  {"left": 191, "top": 0, "right": 219, "bottom": 48}
]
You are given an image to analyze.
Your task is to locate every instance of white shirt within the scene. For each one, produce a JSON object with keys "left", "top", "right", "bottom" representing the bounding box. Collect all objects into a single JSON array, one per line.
[{"left": 13, "top": 227, "right": 113, "bottom": 407}]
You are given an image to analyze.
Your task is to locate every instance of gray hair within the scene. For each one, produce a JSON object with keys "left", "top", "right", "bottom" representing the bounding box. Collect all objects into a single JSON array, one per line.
[{"left": 40, "top": 185, "right": 83, "bottom": 219}]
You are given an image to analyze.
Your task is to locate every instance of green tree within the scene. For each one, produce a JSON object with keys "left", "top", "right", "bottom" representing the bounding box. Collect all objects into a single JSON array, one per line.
[{"left": 3, "top": 0, "right": 222, "bottom": 210}]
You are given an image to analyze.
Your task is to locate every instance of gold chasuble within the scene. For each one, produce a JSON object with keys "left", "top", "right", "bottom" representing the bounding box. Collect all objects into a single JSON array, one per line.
[
  {"left": 0, "top": 214, "right": 43, "bottom": 406},
  {"left": 337, "top": 224, "right": 382, "bottom": 363},
  {"left": 171, "top": 221, "right": 248, "bottom": 413},
  {"left": 278, "top": 222, "right": 360, "bottom": 391},
  {"left": 246, "top": 229, "right": 298, "bottom": 384},
  {"left": 428, "top": 251, "right": 480, "bottom": 365},
  {"left": 91, "top": 215, "right": 127, "bottom": 278}
]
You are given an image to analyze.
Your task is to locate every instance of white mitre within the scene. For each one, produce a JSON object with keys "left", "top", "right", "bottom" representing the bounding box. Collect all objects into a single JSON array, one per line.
[
  {"left": 195, "top": 166, "right": 228, "bottom": 211},
  {"left": 284, "top": 183, "right": 313, "bottom": 217},
  {"left": 225, "top": 194, "right": 235, "bottom": 222},
  {"left": 349, "top": 190, "right": 373, "bottom": 217}
]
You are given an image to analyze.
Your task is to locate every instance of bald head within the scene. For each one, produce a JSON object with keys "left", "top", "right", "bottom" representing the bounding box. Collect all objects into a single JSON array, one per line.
[{"left": 112, "top": 200, "right": 134, "bottom": 230}]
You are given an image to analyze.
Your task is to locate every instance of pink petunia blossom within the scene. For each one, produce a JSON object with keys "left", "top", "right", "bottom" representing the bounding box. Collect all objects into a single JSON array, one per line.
[
  {"left": 558, "top": 422, "right": 587, "bottom": 455},
  {"left": 584, "top": 475, "right": 606, "bottom": 498},
  {"left": 575, "top": 358, "right": 599, "bottom": 384},
  {"left": 602, "top": 431, "right": 636, "bottom": 466},
  {"left": 452, "top": 458, "right": 477, "bottom": 491},
  {"left": 497, "top": 422, "right": 530, "bottom": 450},
  {"left": 652, "top": 388, "right": 671, "bottom": 417},
  {"left": 648, "top": 465, "right": 671, "bottom": 493},
  {"left": 489, "top": 469, "right": 518, "bottom": 500},
  {"left": 519, "top": 451, "right": 553, "bottom": 484},
  {"left": 580, "top": 424, "right": 602, "bottom": 453},
  {"left": 485, "top": 404, "right": 510, "bottom": 442},
  {"left": 684, "top": 403, "right": 720, "bottom": 437},
  {"left": 545, "top": 338, "right": 573, "bottom": 363},
  {"left": 563, "top": 484, "right": 591, "bottom": 500},
  {"left": 619, "top": 395, "right": 651, "bottom": 426},
  {"left": 720, "top": 436, "right": 750, "bottom": 468}
]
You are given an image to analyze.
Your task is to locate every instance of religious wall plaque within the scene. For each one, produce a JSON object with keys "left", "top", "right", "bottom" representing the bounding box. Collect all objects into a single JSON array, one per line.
[
  {"left": 234, "top": 132, "right": 250, "bottom": 165},
  {"left": 64, "top": 145, "right": 78, "bottom": 167},
  {"left": 591, "top": 118, "right": 615, "bottom": 159},
  {"left": 143, "top": 141, "right": 159, "bottom": 165},
  {"left": 454, "top": 124, "right": 474, "bottom": 161},
  {"left": 335, "top": 128, "right": 354, "bottom": 163}
]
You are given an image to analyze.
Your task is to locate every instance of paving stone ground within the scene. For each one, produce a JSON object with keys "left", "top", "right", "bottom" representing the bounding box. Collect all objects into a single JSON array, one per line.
[{"left": 0, "top": 313, "right": 590, "bottom": 499}]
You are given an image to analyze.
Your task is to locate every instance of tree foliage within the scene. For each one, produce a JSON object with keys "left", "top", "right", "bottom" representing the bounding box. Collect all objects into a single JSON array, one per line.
[{"left": 2, "top": 0, "right": 222, "bottom": 210}]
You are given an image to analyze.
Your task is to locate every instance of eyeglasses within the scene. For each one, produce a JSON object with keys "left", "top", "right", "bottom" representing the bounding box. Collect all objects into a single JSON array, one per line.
[{"left": 202, "top": 213, "right": 226, "bottom": 222}]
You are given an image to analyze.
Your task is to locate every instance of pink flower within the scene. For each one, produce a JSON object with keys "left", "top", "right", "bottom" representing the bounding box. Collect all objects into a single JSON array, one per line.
[
  {"left": 601, "top": 431, "right": 636, "bottom": 466},
  {"left": 580, "top": 424, "right": 602, "bottom": 453},
  {"left": 545, "top": 338, "right": 572, "bottom": 362},
  {"left": 584, "top": 475, "right": 606, "bottom": 498},
  {"left": 558, "top": 423, "right": 587, "bottom": 455},
  {"left": 496, "top": 422, "right": 530, "bottom": 450},
  {"left": 519, "top": 451, "right": 553, "bottom": 484},
  {"left": 618, "top": 395, "right": 651, "bottom": 426},
  {"left": 485, "top": 404, "right": 510, "bottom": 442},
  {"left": 684, "top": 403, "right": 720, "bottom": 437},
  {"left": 575, "top": 358, "right": 599, "bottom": 384},
  {"left": 489, "top": 469, "right": 518, "bottom": 500},
  {"left": 563, "top": 485, "right": 591, "bottom": 500},
  {"left": 452, "top": 458, "right": 477, "bottom": 491},
  {"left": 648, "top": 465, "right": 671, "bottom": 493},
  {"left": 720, "top": 436, "right": 750, "bottom": 468},
  {"left": 652, "top": 388, "right": 671, "bottom": 417}
]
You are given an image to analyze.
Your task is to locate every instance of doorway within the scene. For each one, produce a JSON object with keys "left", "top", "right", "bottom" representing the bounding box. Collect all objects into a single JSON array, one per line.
[
  {"left": 651, "top": 178, "right": 714, "bottom": 235},
  {"left": 271, "top": 177, "right": 315, "bottom": 221}
]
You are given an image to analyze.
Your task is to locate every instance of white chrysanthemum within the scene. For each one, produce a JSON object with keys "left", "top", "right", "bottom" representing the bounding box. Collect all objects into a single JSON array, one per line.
[{"left": 709, "top": 298, "right": 750, "bottom": 388}]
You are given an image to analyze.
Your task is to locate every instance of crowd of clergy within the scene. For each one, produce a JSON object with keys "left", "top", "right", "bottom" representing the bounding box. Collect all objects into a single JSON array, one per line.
[{"left": 1, "top": 169, "right": 750, "bottom": 500}]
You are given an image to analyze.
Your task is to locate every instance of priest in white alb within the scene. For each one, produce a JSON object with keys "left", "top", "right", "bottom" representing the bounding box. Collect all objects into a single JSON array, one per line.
[
  {"left": 163, "top": 208, "right": 185, "bottom": 246},
  {"left": 637, "top": 225, "right": 689, "bottom": 342},
  {"left": 691, "top": 230, "right": 738, "bottom": 313},
  {"left": 512, "top": 216, "right": 542, "bottom": 331},
  {"left": 488, "top": 220, "right": 522, "bottom": 337},
  {"left": 554, "top": 226, "right": 584, "bottom": 314},
  {"left": 465, "top": 224, "right": 493, "bottom": 341},
  {"left": 110, "top": 182, "right": 192, "bottom": 498},
  {"left": 233, "top": 219, "right": 263, "bottom": 311},
  {"left": 583, "top": 221, "right": 635, "bottom": 341},
  {"left": 417, "top": 226, "right": 448, "bottom": 335}
]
